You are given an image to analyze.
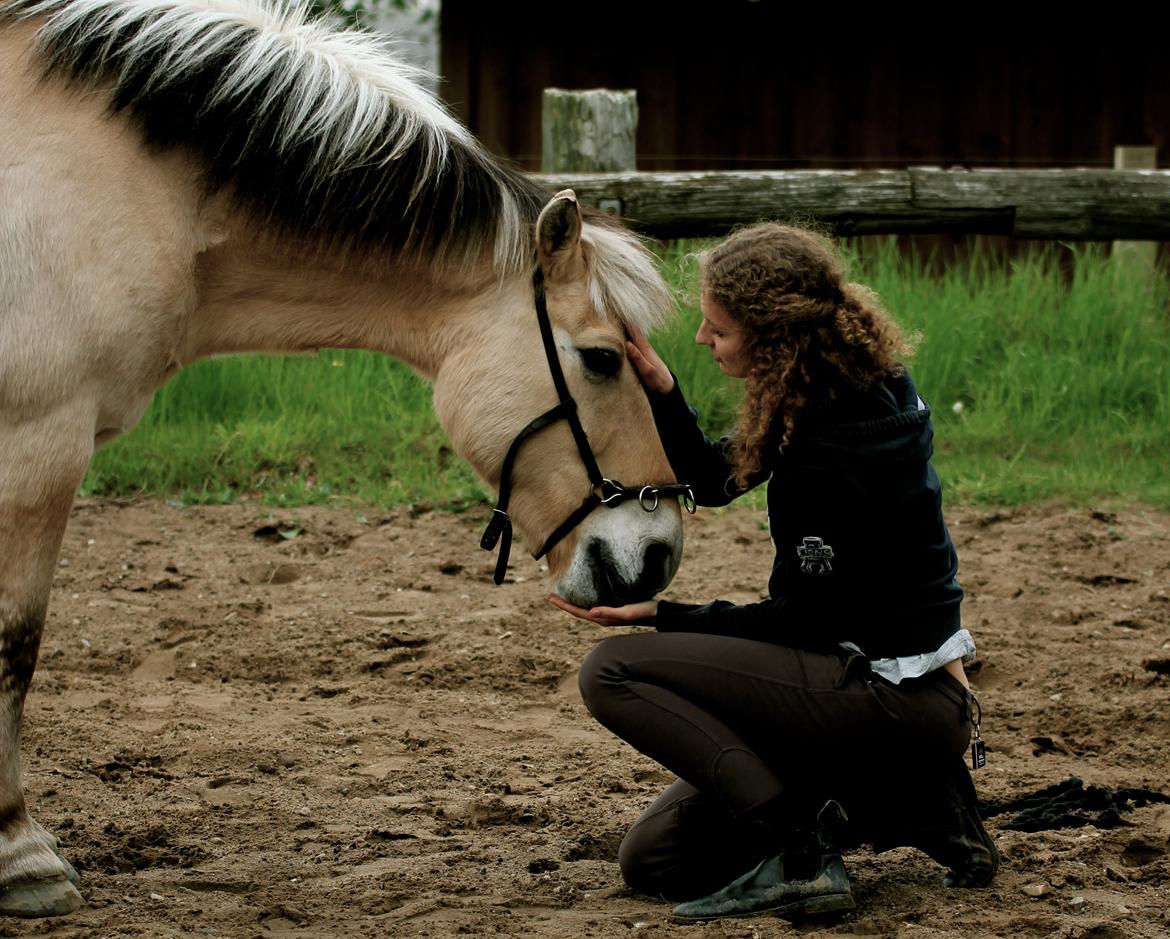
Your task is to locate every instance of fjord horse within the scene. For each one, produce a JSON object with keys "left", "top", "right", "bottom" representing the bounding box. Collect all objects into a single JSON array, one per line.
[{"left": 0, "top": 0, "right": 684, "bottom": 915}]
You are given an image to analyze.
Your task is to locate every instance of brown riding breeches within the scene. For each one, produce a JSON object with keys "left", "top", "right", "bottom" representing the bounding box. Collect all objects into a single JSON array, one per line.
[{"left": 577, "top": 631, "right": 973, "bottom": 901}]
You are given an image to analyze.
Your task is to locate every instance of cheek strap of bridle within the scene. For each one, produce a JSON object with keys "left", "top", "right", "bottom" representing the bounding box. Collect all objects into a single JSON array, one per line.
[{"left": 480, "top": 268, "right": 605, "bottom": 585}]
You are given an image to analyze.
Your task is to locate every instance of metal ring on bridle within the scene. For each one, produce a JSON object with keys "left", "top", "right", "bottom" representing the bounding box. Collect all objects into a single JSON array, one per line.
[
  {"left": 598, "top": 478, "right": 624, "bottom": 504},
  {"left": 636, "top": 483, "right": 697, "bottom": 515},
  {"left": 637, "top": 486, "right": 660, "bottom": 512}
]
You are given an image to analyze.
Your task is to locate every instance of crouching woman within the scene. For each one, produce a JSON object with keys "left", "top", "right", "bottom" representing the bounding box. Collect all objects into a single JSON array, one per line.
[{"left": 551, "top": 223, "right": 998, "bottom": 921}]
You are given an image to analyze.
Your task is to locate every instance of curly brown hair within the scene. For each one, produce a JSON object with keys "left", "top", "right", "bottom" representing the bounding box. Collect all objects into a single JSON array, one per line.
[{"left": 699, "top": 223, "right": 916, "bottom": 487}]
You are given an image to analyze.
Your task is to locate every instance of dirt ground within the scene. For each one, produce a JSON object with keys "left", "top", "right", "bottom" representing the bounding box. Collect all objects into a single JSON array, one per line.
[{"left": 11, "top": 497, "right": 1170, "bottom": 939}]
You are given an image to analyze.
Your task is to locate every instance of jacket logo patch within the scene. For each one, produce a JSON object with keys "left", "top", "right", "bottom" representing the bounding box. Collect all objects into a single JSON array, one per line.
[{"left": 797, "top": 536, "right": 834, "bottom": 575}]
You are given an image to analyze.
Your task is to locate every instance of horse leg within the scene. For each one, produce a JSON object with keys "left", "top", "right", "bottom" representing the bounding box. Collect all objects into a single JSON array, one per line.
[{"left": 0, "top": 403, "right": 94, "bottom": 917}]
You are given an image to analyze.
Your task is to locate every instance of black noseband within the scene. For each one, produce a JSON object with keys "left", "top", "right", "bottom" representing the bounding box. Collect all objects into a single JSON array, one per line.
[{"left": 479, "top": 267, "right": 695, "bottom": 586}]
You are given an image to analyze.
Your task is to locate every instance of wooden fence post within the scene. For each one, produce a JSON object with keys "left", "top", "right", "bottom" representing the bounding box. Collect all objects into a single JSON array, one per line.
[
  {"left": 1112, "top": 146, "right": 1158, "bottom": 273},
  {"left": 542, "top": 88, "right": 637, "bottom": 215}
]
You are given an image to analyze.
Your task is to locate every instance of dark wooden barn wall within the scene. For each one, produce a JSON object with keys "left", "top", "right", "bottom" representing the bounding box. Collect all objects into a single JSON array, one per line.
[{"left": 438, "top": 2, "right": 1168, "bottom": 173}]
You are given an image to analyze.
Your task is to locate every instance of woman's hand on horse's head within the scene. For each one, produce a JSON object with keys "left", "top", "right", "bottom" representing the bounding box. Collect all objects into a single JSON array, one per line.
[
  {"left": 548, "top": 595, "right": 658, "bottom": 627},
  {"left": 625, "top": 328, "right": 675, "bottom": 396}
]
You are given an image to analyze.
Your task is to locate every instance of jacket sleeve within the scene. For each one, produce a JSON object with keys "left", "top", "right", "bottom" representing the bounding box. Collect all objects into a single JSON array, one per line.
[
  {"left": 648, "top": 379, "right": 768, "bottom": 507},
  {"left": 654, "top": 597, "right": 787, "bottom": 639}
]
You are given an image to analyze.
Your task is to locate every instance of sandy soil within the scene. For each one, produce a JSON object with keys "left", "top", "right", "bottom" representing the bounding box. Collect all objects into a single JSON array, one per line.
[{"left": 11, "top": 498, "right": 1170, "bottom": 939}]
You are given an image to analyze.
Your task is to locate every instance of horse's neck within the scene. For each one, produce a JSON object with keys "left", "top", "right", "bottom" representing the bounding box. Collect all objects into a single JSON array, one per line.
[{"left": 184, "top": 235, "right": 523, "bottom": 377}]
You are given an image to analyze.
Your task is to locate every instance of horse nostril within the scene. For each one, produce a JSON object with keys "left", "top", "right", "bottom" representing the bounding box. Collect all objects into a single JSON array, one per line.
[
  {"left": 641, "top": 540, "right": 673, "bottom": 593},
  {"left": 587, "top": 539, "right": 676, "bottom": 606}
]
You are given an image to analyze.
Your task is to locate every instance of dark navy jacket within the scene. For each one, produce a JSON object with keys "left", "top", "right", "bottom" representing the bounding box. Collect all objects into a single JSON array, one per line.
[{"left": 650, "top": 371, "right": 963, "bottom": 659}]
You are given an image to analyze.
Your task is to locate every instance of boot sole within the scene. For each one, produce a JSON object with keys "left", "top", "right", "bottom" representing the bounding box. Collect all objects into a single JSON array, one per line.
[{"left": 672, "top": 891, "right": 855, "bottom": 922}]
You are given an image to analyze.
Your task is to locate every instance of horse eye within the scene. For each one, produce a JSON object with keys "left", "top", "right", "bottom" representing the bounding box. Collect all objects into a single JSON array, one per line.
[{"left": 579, "top": 347, "right": 622, "bottom": 379}]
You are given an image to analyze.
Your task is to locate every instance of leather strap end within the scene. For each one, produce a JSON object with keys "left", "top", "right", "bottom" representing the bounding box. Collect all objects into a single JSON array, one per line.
[
  {"left": 492, "top": 519, "right": 513, "bottom": 586},
  {"left": 480, "top": 510, "right": 508, "bottom": 550}
]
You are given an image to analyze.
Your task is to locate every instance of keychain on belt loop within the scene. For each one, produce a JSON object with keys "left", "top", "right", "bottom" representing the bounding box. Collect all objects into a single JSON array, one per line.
[{"left": 970, "top": 691, "right": 986, "bottom": 770}]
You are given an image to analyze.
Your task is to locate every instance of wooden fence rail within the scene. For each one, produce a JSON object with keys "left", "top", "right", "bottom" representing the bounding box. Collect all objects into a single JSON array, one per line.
[
  {"left": 536, "top": 90, "right": 1165, "bottom": 241},
  {"left": 530, "top": 167, "right": 1170, "bottom": 241}
]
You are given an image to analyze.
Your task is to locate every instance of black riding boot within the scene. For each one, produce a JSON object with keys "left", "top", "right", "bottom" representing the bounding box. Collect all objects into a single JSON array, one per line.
[
  {"left": 670, "top": 801, "right": 855, "bottom": 922},
  {"left": 910, "top": 757, "right": 999, "bottom": 887}
]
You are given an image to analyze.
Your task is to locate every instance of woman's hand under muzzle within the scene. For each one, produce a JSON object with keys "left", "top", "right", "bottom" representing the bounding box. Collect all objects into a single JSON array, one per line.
[{"left": 548, "top": 595, "right": 659, "bottom": 627}]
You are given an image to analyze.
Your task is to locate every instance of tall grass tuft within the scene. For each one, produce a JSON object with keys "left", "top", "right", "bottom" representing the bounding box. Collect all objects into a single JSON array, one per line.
[{"left": 83, "top": 241, "right": 1170, "bottom": 508}]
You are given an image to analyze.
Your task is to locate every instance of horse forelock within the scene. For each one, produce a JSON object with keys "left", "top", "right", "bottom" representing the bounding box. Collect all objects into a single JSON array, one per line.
[
  {"left": 2, "top": 0, "right": 545, "bottom": 273},
  {"left": 580, "top": 221, "right": 673, "bottom": 336}
]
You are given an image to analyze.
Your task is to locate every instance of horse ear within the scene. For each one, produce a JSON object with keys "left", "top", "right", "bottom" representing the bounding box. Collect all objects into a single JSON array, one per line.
[{"left": 536, "top": 190, "right": 585, "bottom": 281}]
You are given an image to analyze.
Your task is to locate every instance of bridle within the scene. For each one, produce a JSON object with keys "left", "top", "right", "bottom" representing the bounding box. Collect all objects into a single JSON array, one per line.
[{"left": 479, "top": 267, "right": 696, "bottom": 586}]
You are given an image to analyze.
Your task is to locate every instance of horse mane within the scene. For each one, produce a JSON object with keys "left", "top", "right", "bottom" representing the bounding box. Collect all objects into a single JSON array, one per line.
[
  {"left": 580, "top": 212, "right": 672, "bottom": 334},
  {"left": 2, "top": 0, "right": 541, "bottom": 273},
  {"left": 2, "top": 0, "right": 671, "bottom": 331}
]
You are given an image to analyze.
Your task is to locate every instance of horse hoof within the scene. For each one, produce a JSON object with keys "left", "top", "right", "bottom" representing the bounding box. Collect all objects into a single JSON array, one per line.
[{"left": 0, "top": 877, "right": 83, "bottom": 918}]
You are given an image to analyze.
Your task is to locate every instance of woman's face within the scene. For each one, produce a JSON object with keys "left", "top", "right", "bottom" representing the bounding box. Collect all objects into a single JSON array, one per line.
[{"left": 696, "top": 291, "right": 751, "bottom": 378}]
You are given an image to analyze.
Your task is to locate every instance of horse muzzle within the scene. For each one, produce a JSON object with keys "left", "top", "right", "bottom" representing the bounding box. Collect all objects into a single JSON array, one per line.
[{"left": 552, "top": 500, "right": 684, "bottom": 607}]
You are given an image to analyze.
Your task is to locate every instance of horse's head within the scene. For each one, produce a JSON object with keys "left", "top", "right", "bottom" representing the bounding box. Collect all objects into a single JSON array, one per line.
[{"left": 434, "top": 191, "right": 684, "bottom": 607}]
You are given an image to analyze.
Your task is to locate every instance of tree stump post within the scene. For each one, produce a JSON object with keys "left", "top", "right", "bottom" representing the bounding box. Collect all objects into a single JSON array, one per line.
[
  {"left": 1112, "top": 146, "right": 1158, "bottom": 276},
  {"left": 541, "top": 88, "right": 637, "bottom": 216}
]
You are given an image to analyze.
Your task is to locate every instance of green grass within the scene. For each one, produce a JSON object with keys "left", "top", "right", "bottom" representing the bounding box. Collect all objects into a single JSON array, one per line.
[
  {"left": 856, "top": 240, "right": 1170, "bottom": 506},
  {"left": 82, "top": 241, "right": 1170, "bottom": 509},
  {"left": 81, "top": 352, "right": 487, "bottom": 508}
]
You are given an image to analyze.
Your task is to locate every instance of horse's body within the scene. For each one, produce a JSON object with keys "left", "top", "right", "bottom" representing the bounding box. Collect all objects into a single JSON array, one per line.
[{"left": 0, "top": 0, "right": 684, "bottom": 915}]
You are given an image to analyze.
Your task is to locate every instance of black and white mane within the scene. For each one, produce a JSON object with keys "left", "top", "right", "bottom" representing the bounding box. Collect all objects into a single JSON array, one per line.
[
  {"left": 2, "top": 0, "right": 670, "bottom": 328},
  {"left": 2, "top": 0, "right": 547, "bottom": 271}
]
